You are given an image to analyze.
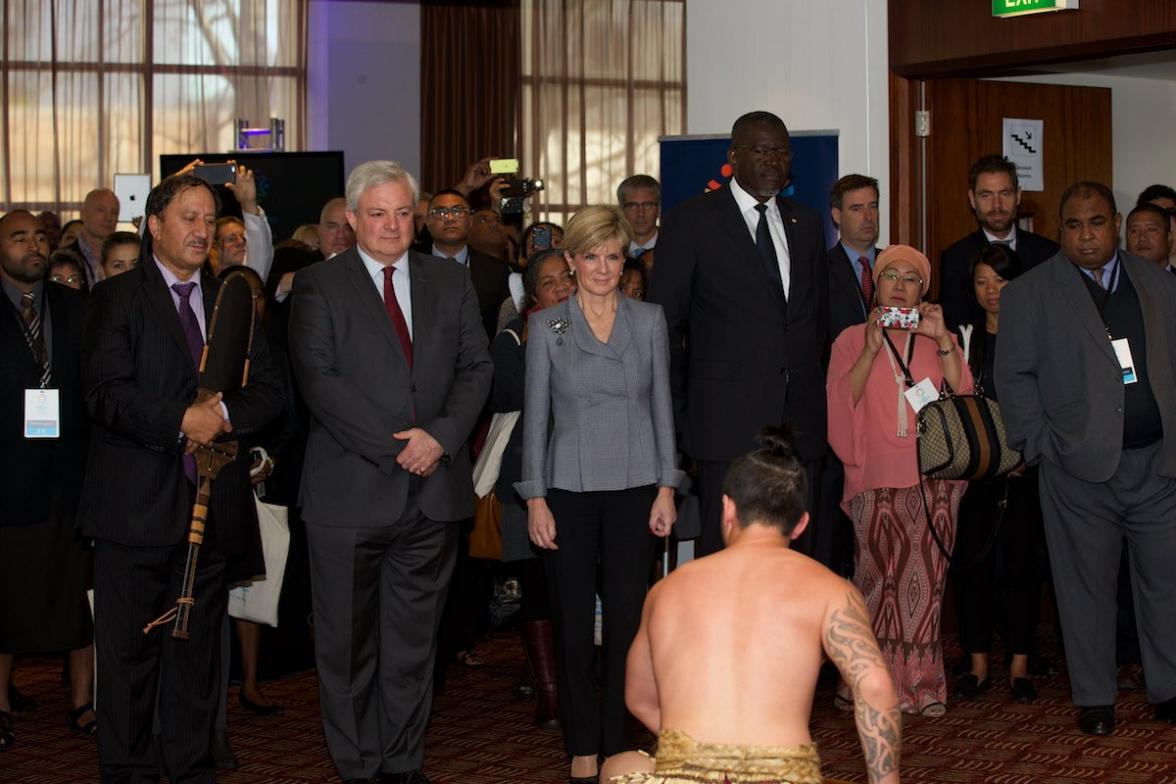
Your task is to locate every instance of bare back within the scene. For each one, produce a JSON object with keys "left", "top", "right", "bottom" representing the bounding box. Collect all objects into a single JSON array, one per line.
[{"left": 640, "top": 543, "right": 849, "bottom": 747}]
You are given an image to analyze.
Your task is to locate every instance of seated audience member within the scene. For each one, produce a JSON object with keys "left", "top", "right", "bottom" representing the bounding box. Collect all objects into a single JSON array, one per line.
[
  {"left": 291, "top": 223, "right": 320, "bottom": 251},
  {"left": 951, "top": 244, "right": 1043, "bottom": 705},
  {"left": 59, "top": 219, "right": 84, "bottom": 250},
  {"left": 492, "top": 247, "right": 576, "bottom": 730},
  {"left": 1137, "top": 184, "right": 1176, "bottom": 269},
  {"left": 1125, "top": 203, "right": 1173, "bottom": 271},
  {"left": 620, "top": 258, "right": 647, "bottom": 301},
  {"left": 215, "top": 217, "right": 248, "bottom": 272},
  {"left": 1, "top": 209, "right": 96, "bottom": 749},
  {"left": 39, "top": 210, "right": 63, "bottom": 250},
  {"left": 316, "top": 196, "right": 355, "bottom": 260},
  {"left": 826, "top": 245, "right": 971, "bottom": 717},
  {"left": 70, "top": 188, "right": 121, "bottom": 289},
  {"left": 617, "top": 174, "right": 660, "bottom": 258},
  {"left": 602, "top": 429, "right": 900, "bottom": 784},
  {"left": 99, "top": 231, "right": 141, "bottom": 279},
  {"left": 48, "top": 248, "right": 86, "bottom": 291},
  {"left": 419, "top": 189, "right": 511, "bottom": 340}
]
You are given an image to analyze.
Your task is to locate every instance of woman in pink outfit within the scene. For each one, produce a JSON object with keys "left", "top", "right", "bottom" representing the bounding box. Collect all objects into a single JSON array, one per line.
[{"left": 826, "top": 244, "right": 973, "bottom": 717}]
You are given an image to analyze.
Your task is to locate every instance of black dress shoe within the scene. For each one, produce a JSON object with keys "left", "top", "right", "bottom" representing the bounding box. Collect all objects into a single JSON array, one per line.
[
  {"left": 380, "top": 771, "right": 430, "bottom": 784},
  {"left": 1010, "top": 677, "right": 1037, "bottom": 704},
  {"left": 952, "top": 673, "right": 991, "bottom": 700},
  {"left": 1155, "top": 695, "right": 1176, "bottom": 723},
  {"left": 950, "top": 658, "right": 970, "bottom": 678},
  {"left": 1078, "top": 705, "right": 1115, "bottom": 735}
]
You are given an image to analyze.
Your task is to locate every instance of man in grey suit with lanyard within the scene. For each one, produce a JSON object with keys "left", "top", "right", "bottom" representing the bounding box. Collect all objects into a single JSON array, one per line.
[
  {"left": 997, "top": 181, "right": 1176, "bottom": 736},
  {"left": 288, "top": 160, "right": 492, "bottom": 784}
]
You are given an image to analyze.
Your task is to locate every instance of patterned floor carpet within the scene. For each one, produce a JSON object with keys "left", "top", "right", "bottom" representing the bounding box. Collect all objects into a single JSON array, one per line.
[{"left": 3, "top": 632, "right": 1176, "bottom": 783}]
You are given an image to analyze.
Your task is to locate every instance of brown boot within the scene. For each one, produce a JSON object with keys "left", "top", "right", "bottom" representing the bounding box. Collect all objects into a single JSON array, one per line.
[{"left": 521, "top": 620, "right": 560, "bottom": 731}]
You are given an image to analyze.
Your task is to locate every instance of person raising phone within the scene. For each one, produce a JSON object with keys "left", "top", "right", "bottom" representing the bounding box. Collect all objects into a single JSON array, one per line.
[{"left": 825, "top": 244, "right": 972, "bottom": 717}]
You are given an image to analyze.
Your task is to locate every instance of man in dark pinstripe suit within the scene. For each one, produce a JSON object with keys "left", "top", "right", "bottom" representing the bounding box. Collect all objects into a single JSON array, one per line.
[{"left": 78, "top": 174, "right": 283, "bottom": 783}]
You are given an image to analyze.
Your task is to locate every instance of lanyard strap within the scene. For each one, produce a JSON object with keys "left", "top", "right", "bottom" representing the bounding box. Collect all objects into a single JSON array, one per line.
[{"left": 882, "top": 329, "right": 915, "bottom": 387}]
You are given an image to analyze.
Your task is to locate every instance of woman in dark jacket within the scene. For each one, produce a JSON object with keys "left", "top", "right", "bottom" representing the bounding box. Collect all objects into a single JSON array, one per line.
[
  {"left": 952, "top": 243, "right": 1045, "bottom": 704},
  {"left": 492, "top": 248, "right": 575, "bottom": 730}
]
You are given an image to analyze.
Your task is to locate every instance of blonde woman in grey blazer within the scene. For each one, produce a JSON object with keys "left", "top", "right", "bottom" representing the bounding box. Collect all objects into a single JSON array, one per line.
[{"left": 516, "top": 206, "right": 683, "bottom": 782}]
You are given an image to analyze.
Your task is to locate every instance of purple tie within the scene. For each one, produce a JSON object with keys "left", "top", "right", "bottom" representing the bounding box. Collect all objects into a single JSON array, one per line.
[{"left": 172, "top": 282, "right": 204, "bottom": 484}]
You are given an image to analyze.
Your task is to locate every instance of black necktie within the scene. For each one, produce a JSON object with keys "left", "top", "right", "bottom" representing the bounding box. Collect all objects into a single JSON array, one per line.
[{"left": 754, "top": 203, "right": 783, "bottom": 290}]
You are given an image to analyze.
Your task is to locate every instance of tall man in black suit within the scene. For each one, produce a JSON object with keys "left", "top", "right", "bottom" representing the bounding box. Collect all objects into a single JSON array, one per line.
[
  {"left": 288, "top": 161, "right": 492, "bottom": 784},
  {"left": 79, "top": 174, "right": 284, "bottom": 783},
  {"left": 649, "top": 110, "right": 829, "bottom": 558},
  {"left": 415, "top": 188, "right": 510, "bottom": 340},
  {"left": 939, "top": 155, "right": 1058, "bottom": 330}
]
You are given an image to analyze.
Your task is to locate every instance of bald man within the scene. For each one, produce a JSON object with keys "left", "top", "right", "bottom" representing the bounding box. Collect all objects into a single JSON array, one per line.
[{"left": 71, "top": 188, "right": 121, "bottom": 290}]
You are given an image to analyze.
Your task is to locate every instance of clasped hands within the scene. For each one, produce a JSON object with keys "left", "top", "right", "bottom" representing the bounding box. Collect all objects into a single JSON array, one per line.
[
  {"left": 181, "top": 392, "right": 232, "bottom": 454},
  {"left": 395, "top": 428, "right": 444, "bottom": 477}
]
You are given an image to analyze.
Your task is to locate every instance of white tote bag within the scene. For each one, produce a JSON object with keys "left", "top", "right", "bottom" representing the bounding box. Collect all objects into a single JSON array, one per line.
[
  {"left": 227, "top": 494, "right": 290, "bottom": 627},
  {"left": 472, "top": 327, "right": 522, "bottom": 498}
]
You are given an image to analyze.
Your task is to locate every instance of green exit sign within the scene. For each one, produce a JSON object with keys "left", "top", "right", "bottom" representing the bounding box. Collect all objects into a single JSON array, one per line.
[{"left": 993, "top": 0, "right": 1079, "bottom": 17}]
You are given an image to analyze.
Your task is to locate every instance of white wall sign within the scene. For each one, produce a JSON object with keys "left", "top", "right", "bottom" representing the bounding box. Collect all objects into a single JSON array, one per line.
[{"left": 1002, "top": 118, "right": 1044, "bottom": 192}]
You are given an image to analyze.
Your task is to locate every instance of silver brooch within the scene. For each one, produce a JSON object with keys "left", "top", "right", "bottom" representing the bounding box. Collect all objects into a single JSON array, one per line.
[{"left": 547, "top": 318, "right": 569, "bottom": 335}]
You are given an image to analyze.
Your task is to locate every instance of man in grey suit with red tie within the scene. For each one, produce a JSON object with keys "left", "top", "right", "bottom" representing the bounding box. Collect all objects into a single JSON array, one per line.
[{"left": 288, "top": 160, "right": 492, "bottom": 784}]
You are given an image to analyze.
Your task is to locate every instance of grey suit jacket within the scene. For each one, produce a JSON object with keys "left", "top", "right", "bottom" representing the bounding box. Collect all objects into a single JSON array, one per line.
[
  {"left": 516, "top": 295, "right": 684, "bottom": 499},
  {"left": 995, "top": 250, "right": 1176, "bottom": 483},
  {"left": 288, "top": 247, "right": 492, "bottom": 525}
]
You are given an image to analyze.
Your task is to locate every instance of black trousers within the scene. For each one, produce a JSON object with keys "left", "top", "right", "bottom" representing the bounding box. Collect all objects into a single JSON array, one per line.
[
  {"left": 697, "top": 459, "right": 821, "bottom": 560},
  {"left": 305, "top": 485, "right": 458, "bottom": 780},
  {"left": 952, "top": 472, "right": 1044, "bottom": 657},
  {"left": 94, "top": 538, "right": 227, "bottom": 784},
  {"left": 544, "top": 486, "right": 656, "bottom": 757}
]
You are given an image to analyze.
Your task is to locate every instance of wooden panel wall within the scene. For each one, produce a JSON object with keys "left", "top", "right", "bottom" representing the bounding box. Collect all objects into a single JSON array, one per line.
[{"left": 889, "top": 0, "right": 1176, "bottom": 78}]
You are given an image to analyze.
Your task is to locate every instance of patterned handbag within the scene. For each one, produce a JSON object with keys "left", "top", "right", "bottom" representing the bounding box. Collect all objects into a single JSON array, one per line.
[{"left": 916, "top": 383, "right": 1021, "bottom": 481}]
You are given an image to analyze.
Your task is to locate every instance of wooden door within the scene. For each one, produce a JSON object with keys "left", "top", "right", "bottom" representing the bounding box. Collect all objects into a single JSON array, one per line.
[{"left": 919, "top": 79, "right": 1111, "bottom": 298}]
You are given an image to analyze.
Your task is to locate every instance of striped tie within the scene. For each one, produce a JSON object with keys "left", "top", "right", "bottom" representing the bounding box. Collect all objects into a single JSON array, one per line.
[{"left": 19, "top": 291, "right": 51, "bottom": 388}]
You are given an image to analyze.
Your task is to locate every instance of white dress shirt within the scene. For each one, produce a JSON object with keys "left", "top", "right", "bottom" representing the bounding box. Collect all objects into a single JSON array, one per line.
[
  {"left": 982, "top": 226, "right": 1017, "bottom": 251},
  {"left": 729, "top": 177, "right": 791, "bottom": 298},
  {"left": 431, "top": 243, "right": 469, "bottom": 266},
  {"left": 627, "top": 231, "right": 658, "bottom": 259},
  {"left": 358, "top": 245, "right": 414, "bottom": 339},
  {"left": 242, "top": 207, "right": 274, "bottom": 281}
]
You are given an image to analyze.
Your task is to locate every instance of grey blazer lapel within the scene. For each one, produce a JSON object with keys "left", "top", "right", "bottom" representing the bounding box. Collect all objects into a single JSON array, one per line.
[
  {"left": 341, "top": 251, "right": 410, "bottom": 370},
  {"left": 1054, "top": 256, "right": 1118, "bottom": 368},
  {"left": 609, "top": 296, "right": 634, "bottom": 358},
  {"left": 569, "top": 296, "right": 614, "bottom": 359}
]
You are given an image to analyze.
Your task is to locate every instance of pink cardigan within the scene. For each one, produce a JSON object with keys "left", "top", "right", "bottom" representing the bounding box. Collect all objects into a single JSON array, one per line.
[{"left": 826, "top": 324, "right": 973, "bottom": 508}]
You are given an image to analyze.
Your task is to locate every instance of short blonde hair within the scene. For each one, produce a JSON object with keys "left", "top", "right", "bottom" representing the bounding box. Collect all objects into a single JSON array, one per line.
[{"left": 561, "top": 205, "right": 633, "bottom": 258}]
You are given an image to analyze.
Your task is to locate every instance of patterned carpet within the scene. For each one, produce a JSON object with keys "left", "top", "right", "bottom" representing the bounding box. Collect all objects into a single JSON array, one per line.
[{"left": 3, "top": 632, "right": 1176, "bottom": 783}]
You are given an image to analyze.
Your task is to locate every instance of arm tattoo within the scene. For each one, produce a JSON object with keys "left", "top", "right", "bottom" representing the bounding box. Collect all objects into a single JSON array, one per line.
[{"left": 825, "top": 590, "right": 901, "bottom": 784}]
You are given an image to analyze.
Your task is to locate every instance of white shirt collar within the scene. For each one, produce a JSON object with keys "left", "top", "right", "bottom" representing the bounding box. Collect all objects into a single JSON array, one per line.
[
  {"left": 356, "top": 244, "right": 408, "bottom": 282},
  {"left": 729, "top": 176, "right": 777, "bottom": 217},
  {"left": 432, "top": 243, "right": 469, "bottom": 266},
  {"left": 982, "top": 226, "right": 1017, "bottom": 249},
  {"left": 154, "top": 256, "right": 202, "bottom": 293}
]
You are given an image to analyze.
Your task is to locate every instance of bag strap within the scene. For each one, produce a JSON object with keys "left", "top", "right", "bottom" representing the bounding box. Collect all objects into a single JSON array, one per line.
[
  {"left": 502, "top": 327, "right": 521, "bottom": 346},
  {"left": 881, "top": 329, "right": 916, "bottom": 388}
]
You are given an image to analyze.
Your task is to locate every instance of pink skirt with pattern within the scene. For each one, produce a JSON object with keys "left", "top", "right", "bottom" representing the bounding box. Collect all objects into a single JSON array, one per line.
[{"left": 845, "top": 480, "right": 964, "bottom": 715}]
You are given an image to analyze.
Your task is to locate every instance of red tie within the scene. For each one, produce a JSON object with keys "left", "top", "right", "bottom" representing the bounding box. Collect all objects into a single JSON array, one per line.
[
  {"left": 859, "top": 256, "right": 874, "bottom": 308},
  {"left": 382, "top": 266, "right": 413, "bottom": 368}
]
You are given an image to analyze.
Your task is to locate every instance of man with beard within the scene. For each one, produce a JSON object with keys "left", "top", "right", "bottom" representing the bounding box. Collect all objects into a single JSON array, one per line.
[
  {"left": 648, "top": 110, "right": 829, "bottom": 560},
  {"left": 938, "top": 155, "right": 1058, "bottom": 330},
  {"left": 78, "top": 174, "right": 283, "bottom": 782},
  {"left": 0, "top": 210, "right": 93, "bottom": 749}
]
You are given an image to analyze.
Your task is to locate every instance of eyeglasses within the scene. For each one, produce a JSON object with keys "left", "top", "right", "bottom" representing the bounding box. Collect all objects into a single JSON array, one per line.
[
  {"left": 623, "top": 201, "right": 658, "bottom": 212},
  {"left": 878, "top": 270, "right": 924, "bottom": 286},
  {"left": 50, "top": 273, "right": 82, "bottom": 285},
  {"left": 428, "top": 206, "right": 469, "bottom": 220},
  {"left": 733, "top": 145, "right": 792, "bottom": 161}
]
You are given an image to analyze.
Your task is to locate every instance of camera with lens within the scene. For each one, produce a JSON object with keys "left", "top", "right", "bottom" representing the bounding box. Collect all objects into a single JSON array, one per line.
[{"left": 499, "top": 177, "right": 544, "bottom": 215}]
